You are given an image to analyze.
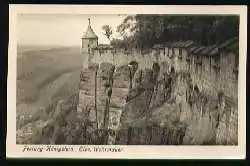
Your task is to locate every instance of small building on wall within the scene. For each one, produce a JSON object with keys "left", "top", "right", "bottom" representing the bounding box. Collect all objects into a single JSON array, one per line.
[
  {"left": 152, "top": 44, "right": 165, "bottom": 62},
  {"left": 186, "top": 45, "right": 199, "bottom": 72},
  {"left": 184, "top": 38, "right": 239, "bottom": 101},
  {"left": 216, "top": 38, "right": 239, "bottom": 101},
  {"left": 188, "top": 46, "right": 207, "bottom": 91},
  {"left": 161, "top": 41, "right": 194, "bottom": 72}
]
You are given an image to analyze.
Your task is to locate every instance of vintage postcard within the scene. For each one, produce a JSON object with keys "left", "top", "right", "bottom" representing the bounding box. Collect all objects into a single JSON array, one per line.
[{"left": 7, "top": 5, "right": 247, "bottom": 159}]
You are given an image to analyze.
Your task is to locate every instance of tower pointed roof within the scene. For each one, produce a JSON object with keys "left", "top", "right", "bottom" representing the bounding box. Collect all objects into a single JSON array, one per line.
[{"left": 82, "top": 18, "right": 98, "bottom": 39}]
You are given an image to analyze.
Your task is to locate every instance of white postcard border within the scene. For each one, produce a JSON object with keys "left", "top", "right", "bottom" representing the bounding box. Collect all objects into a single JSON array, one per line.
[{"left": 7, "top": 5, "right": 247, "bottom": 159}]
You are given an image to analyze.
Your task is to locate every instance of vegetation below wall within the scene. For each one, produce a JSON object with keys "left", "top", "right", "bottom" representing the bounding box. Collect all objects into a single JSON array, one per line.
[{"left": 17, "top": 92, "right": 187, "bottom": 145}]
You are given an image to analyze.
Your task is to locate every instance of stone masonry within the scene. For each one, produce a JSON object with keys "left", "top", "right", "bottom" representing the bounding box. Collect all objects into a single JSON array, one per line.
[{"left": 77, "top": 19, "right": 239, "bottom": 145}]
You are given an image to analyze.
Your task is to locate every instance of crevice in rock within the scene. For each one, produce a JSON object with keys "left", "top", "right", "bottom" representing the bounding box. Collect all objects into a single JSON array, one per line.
[
  {"left": 101, "top": 63, "right": 115, "bottom": 130},
  {"left": 94, "top": 65, "right": 99, "bottom": 129}
]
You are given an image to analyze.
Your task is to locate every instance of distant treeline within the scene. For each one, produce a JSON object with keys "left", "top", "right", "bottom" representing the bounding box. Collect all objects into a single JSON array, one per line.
[{"left": 111, "top": 15, "right": 239, "bottom": 49}]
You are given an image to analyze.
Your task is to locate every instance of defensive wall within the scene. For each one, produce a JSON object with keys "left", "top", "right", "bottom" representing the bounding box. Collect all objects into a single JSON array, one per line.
[
  {"left": 78, "top": 38, "right": 239, "bottom": 145},
  {"left": 85, "top": 39, "right": 238, "bottom": 102}
]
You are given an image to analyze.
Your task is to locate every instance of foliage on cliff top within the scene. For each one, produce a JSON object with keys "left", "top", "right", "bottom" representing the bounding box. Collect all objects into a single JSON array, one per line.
[{"left": 111, "top": 15, "right": 239, "bottom": 50}]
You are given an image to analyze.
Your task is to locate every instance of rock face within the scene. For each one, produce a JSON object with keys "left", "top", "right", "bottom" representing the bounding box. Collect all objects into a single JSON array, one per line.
[
  {"left": 77, "top": 62, "right": 139, "bottom": 144},
  {"left": 77, "top": 60, "right": 238, "bottom": 145},
  {"left": 23, "top": 59, "right": 237, "bottom": 145},
  {"left": 115, "top": 123, "right": 186, "bottom": 145}
]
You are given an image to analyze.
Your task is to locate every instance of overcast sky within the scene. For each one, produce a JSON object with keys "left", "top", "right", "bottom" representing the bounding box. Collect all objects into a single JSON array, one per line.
[{"left": 17, "top": 14, "right": 127, "bottom": 46}]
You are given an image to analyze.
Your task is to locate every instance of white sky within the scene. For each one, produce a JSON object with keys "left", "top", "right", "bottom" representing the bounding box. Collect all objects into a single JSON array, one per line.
[{"left": 17, "top": 14, "right": 127, "bottom": 46}]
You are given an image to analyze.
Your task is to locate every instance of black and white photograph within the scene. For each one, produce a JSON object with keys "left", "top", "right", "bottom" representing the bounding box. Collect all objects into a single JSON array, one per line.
[{"left": 7, "top": 5, "right": 247, "bottom": 159}]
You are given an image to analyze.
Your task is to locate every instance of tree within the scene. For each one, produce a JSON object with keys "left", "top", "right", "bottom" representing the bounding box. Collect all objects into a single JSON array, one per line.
[
  {"left": 102, "top": 25, "right": 113, "bottom": 42},
  {"left": 116, "top": 15, "right": 136, "bottom": 39},
  {"left": 115, "top": 15, "right": 239, "bottom": 49}
]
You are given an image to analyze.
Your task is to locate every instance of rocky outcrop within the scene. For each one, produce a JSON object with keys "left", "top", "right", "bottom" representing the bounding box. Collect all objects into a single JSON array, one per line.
[
  {"left": 77, "top": 61, "right": 140, "bottom": 144},
  {"left": 77, "top": 59, "right": 238, "bottom": 145},
  {"left": 115, "top": 122, "right": 186, "bottom": 145},
  {"left": 18, "top": 58, "right": 237, "bottom": 145}
]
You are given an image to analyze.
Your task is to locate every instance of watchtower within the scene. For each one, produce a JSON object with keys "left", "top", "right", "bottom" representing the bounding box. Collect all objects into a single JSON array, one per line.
[{"left": 81, "top": 18, "right": 98, "bottom": 68}]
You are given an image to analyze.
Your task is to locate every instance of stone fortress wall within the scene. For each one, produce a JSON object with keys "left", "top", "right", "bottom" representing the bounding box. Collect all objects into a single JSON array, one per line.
[
  {"left": 87, "top": 39, "right": 238, "bottom": 103},
  {"left": 77, "top": 38, "right": 239, "bottom": 145},
  {"left": 78, "top": 20, "right": 239, "bottom": 145}
]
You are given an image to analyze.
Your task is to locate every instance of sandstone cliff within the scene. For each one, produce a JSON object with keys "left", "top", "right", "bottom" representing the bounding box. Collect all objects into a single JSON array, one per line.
[
  {"left": 76, "top": 61, "right": 238, "bottom": 145},
  {"left": 17, "top": 59, "right": 237, "bottom": 145}
]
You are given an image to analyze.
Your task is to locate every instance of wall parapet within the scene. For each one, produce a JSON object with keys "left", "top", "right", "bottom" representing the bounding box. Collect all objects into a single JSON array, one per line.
[{"left": 84, "top": 39, "right": 238, "bottom": 102}]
